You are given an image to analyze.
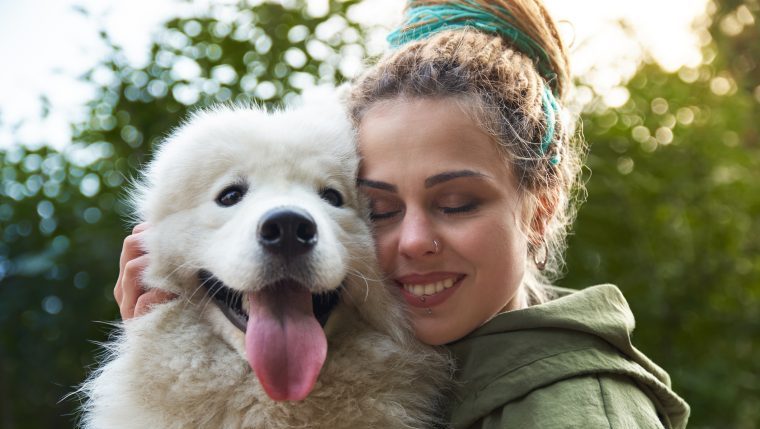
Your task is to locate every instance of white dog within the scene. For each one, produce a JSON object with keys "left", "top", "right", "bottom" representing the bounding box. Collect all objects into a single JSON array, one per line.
[{"left": 79, "top": 94, "right": 451, "bottom": 428}]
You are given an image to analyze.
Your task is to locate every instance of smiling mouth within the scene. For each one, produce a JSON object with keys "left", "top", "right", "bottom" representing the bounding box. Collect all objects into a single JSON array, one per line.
[
  {"left": 397, "top": 274, "right": 465, "bottom": 296},
  {"left": 401, "top": 277, "right": 458, "bottom": 297},
  {"left": 197, "top": 270, "right": 341, "bottom": 332},
  {"left": 395, "top": 274, "right": 465, "bottom": 309}
]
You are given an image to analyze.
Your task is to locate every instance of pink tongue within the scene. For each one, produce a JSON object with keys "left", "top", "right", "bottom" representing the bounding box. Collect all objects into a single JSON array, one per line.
[{"left": 245, "top": 284, "right": 327, "bottom": 402}]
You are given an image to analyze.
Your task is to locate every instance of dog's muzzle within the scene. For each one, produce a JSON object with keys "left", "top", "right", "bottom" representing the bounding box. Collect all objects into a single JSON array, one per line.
[
  {"left": 198, "top": 270, "right": 343, "bottom": 402},
  {"left": 198, "top": 270, "right": 341, "bottom": 332}
]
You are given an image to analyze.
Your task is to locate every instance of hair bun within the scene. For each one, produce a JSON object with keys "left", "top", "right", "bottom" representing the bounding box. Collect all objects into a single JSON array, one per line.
[{"left": 389, "top": 0, "right": 569, "bottom": 99}]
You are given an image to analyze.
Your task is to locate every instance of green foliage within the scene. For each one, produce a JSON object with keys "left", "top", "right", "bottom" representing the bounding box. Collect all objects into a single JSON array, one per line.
[
  {"left": 1, "top": 0, "right": 758, "bottom": 428},
  {"left": 0, "top": 1, "right": 365, "bottom": 427},
  {"left": 560, "top": 2, "right": 760, "bottom": 426}
]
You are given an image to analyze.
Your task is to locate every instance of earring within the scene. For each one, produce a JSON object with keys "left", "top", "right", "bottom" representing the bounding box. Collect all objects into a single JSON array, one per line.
[
  {"left": 432, "top": 239, "right": 440, "bottom": 254},
  {"left": 533, "top": 239, "right": 547, "bottom": 271}
]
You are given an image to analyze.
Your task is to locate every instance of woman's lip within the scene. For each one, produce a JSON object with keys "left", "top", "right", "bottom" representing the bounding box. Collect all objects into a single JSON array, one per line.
[{"left": 396, "top": 275, "right": 464, "bottom": 308}]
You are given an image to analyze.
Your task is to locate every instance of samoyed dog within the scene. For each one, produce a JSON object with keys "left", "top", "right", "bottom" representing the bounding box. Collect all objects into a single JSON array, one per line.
[{"left": 79, "top": 93, "right": 451, "bottom": 428}]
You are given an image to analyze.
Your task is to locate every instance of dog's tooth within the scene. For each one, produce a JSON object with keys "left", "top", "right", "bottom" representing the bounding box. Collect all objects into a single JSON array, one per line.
[
  {"left": 435, "top": 282, "right": 444, "bottom": 293},
  {"left": 412, "top": 285, "right": 425, "bottom": 296},
  {"left": 242, "top": 294, "right": 251, "bottom": 314},
  {"left": 443, "top": 278, "right": 454, "bottom": 289}
]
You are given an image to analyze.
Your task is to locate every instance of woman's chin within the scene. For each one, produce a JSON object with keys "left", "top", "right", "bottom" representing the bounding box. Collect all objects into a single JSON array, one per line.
[{"left": 412, "top": 317, "right": 467, "bottom": 346}]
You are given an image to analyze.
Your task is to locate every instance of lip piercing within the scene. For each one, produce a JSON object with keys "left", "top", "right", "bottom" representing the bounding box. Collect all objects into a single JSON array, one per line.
[
  {"left": 419, "top": 296, "right": 426, "bottom": 302},
  {"left": 425, "top": 308, "right": 432, "bottom": 315},
  {"left": 432, "top": 239, "right": 440, "bottom": 254}
]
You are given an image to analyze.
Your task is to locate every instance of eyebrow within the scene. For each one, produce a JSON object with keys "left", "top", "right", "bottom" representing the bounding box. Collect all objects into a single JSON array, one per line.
[
  {"left": 357, "top": 170, "right": 488, "bottom": 193},
  {"left": 424, "top": 170, "right": 488, "bottom": 188},
  {"left": 357, "top": 178, "right": 397, "bottom": 192}
]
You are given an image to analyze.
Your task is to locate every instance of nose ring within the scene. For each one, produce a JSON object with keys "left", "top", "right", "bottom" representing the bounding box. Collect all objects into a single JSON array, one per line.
[{"left": 432, "top": 239, "right": 440, "bottom": 254}]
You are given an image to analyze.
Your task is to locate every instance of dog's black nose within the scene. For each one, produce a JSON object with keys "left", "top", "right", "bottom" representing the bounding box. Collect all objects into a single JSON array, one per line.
[{"left": 258, "top": 207, "right": 317, "bottom": 257}]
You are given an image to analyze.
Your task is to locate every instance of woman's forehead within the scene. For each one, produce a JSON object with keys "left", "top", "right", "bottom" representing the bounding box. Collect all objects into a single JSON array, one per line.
[
  {"left": 357, "top": 97, "right": 510, "bottom": 178},
  {"left": 359, "top": 98, "right": 485, "bottom": 144}
]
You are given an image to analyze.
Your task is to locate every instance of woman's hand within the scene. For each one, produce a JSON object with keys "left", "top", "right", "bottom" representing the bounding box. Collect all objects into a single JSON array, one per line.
[{"left": 113, "top": 223, "right": 176, "bottom": 319}]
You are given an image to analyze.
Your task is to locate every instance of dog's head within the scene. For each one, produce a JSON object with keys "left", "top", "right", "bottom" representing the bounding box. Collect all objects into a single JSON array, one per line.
[{"left": 132, "top": 94, "right": 379, "bottom": 401}]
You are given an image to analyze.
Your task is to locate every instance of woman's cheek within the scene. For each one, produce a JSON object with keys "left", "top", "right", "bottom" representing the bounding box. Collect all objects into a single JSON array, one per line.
[{"left": 371, "top": 228, "right": 395, "bottom": 273}]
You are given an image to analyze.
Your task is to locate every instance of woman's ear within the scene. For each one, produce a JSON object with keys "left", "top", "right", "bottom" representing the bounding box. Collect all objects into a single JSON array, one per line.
[{"left": 529, "top": 191, "right": 558, "bottom": 244}]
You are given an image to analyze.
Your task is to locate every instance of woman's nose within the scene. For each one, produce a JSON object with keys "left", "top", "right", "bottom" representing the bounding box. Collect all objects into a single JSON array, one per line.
[{"left": 397, "top": 209, "right": 438, "bottom": 259}]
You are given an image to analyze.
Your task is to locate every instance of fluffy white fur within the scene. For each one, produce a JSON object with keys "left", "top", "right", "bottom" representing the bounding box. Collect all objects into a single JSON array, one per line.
[{"left": 79, "top": 95, "right": 452, "bottom": 428}]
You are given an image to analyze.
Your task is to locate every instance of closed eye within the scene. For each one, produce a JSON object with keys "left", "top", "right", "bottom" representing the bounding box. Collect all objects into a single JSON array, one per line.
[
  {"left": 441, "top": 202, "right": 479, "bottom": 214},
  {"left": 367, "top": 196, "right": 402, "bottom": 222},
  {"left": 369, "top": 210, "right": 402, "bottom": 221}
]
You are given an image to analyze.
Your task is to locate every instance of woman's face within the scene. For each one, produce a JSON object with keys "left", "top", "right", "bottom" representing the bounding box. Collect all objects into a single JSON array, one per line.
[{"left": 357, "top": 97, "right": 529, "bottom": 345}]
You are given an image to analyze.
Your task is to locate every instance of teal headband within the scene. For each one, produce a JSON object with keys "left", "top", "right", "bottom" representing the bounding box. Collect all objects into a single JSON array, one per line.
[
  {"left": 387, "top": 1, "right": 557, "bottom": 91},
  {"left": 541, "top": 85, "right": 560, "bottom": 165},
  {"left": 387, "top": 1, "right": 562, "bottom": 165}
]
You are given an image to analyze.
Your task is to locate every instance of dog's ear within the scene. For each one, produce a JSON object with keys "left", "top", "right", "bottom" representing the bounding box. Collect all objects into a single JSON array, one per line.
[{"left": 297, "top": 85, "right": 352, "bottom": 130}]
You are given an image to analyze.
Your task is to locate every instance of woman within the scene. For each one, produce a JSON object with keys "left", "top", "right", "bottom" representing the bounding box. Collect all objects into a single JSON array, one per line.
[{"left": 114, "top": 0, "right": 690, "bottom": 427}]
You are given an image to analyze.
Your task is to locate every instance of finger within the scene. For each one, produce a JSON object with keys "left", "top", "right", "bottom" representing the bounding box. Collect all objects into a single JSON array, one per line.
[
  {"left": 120, "top": 254, "right": 150, "bottom": 320},
  {"left": 134, "top": 289, "right": 178, "bottom": 318},
  {"left": 114, "top": 276, "right": 123, "bottom": 306},
  {"left": 116, "top": 224, "right": 150, "bottom": 307},
  {"left": 119, "top": 232, "right": 147, "bottom": 273}
]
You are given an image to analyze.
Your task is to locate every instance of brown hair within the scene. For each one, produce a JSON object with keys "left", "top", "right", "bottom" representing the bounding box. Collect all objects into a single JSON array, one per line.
[{"left": 349, "top": 0, "right": 586, "bottom": 304}]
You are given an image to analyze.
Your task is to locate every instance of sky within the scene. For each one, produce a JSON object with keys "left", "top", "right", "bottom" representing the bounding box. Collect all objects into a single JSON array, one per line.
[{"left": 0, "top": 0, "right": 710, "bottom": 150}]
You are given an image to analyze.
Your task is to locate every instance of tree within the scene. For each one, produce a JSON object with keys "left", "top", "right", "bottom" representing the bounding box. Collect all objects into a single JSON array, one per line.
[
  {"left": 561, "top": 1, "right": 760, "bottom": 426},
  {"left": 0, "top": 1, "right": 366, "bottom": 426}
]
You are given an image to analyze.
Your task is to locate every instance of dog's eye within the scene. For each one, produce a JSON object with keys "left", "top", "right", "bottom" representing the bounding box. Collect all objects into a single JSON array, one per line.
[
  {"left": 216, "top": 185, "right": 246, "bottom": 207},
  {"left": 319, "top": 188, "right": 343, "bottom": 207}
]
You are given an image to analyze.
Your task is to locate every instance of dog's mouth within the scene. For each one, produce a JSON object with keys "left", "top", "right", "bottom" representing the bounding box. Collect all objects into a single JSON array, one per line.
[
  {"left": 198, "top": 270, "right": 341, "bottom": 332},
  {"left": 198, "top": 269, "right": 341, "bottom": 402}
]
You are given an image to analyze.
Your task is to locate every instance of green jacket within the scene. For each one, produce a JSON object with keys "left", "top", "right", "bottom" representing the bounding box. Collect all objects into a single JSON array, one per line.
[{"left": 445, "top": 284, "right": 690, "bottom": 429}]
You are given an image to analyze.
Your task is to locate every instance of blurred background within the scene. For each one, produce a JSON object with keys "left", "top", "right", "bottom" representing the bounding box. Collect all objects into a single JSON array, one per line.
[{"left": 0, "top": 0, "right": 757, "bottom": 427}]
